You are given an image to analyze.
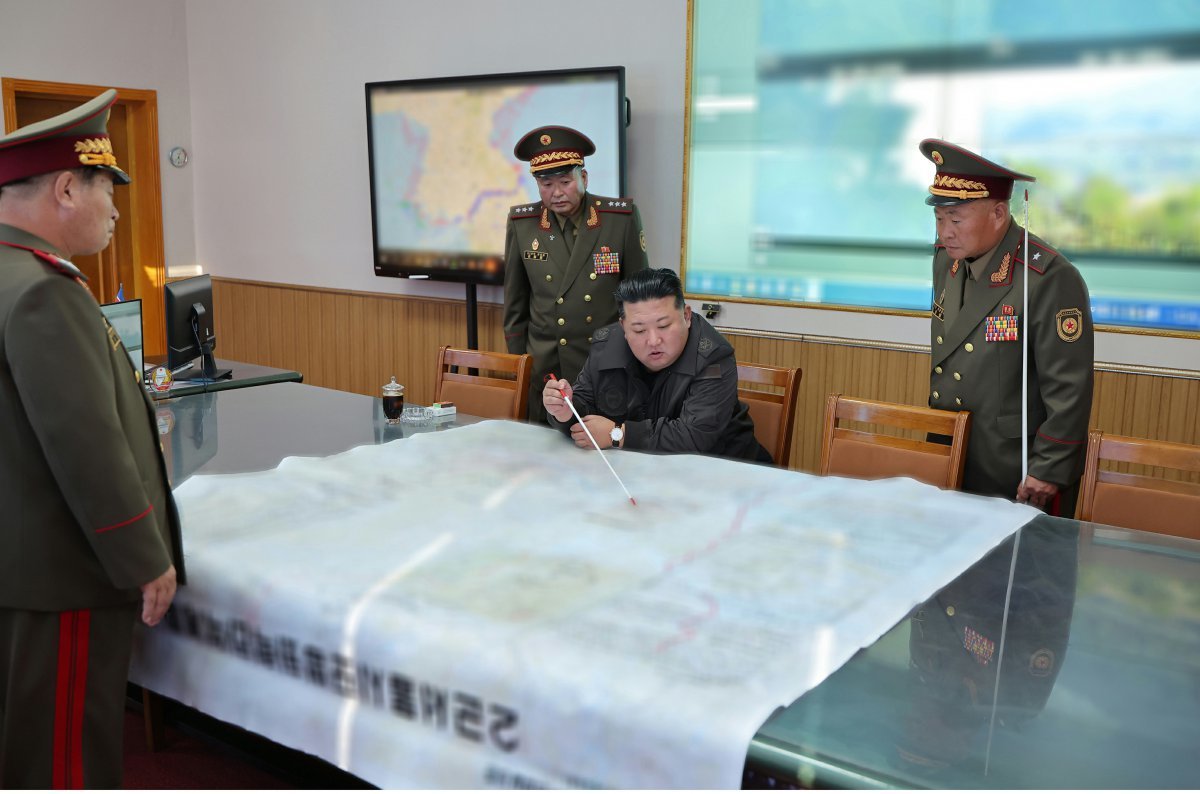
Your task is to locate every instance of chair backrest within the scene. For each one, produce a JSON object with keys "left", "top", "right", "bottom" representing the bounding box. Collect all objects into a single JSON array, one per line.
[
  {"left": 433, "top": 346, "right": 532, "bottom": 420},
  {"left": 819, "top": 393, "right": 971, "bottom": 489},
  {"left": 1076, "top": 430, "right": 1200, "bottom": 540},
  {"left": 736, "top": 362, "right": 802, "bottom": 466}
]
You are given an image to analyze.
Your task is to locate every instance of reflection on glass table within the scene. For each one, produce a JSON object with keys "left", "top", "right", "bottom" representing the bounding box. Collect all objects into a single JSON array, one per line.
[
  {"left": 158, "top": 382, "right": 477, "bottom": 484},
  {"left": 747, "top": 515, "right": 1200, "bottom": 789}
]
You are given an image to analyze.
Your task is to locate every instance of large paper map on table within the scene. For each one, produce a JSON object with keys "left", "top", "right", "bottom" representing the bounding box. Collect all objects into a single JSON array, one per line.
[{"left": 131, "top": 420, "right": 1037, "bottom": 788}]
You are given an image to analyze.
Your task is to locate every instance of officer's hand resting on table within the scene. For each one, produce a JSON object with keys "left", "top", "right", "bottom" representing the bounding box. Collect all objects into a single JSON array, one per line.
[
  {"left": 542, "top": 378, "right": 574, "bottom": 423},
  {"left": 140, "top": 564, "right": 177, "bottom": 626},
  {"left": 1016, "top": 475, "right": 1059, "bottom": 511}
]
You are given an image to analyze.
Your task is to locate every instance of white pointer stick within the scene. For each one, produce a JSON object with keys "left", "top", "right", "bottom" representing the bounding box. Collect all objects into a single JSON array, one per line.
[
  {"left": 557, "top": 387, "right": 637, "bottom": 507},
  {"left": 1021, "top": 189, "right": 1030, "bottom": 485}
]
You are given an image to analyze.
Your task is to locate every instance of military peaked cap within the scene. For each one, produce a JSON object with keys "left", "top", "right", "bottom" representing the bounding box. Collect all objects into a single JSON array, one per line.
[
  {"left": 919, "top": 138, "right": 1034, "bottom": 206},
  {"left": 514, "top": 125, "right": 596, "bottom": 177},
  {"left": 0, "top": 89, "right": 130, "bottom": 187}
]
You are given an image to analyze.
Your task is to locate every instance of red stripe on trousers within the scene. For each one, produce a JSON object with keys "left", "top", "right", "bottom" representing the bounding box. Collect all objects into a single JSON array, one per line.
[{"left": 53, "top": 610, "right": 90, "bottom": 789}]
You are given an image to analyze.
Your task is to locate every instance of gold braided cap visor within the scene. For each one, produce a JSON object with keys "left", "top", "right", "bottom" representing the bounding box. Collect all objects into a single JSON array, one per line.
[
  {"left": 927, "top": 172, "right": 1014, "bottom": 202},
  {"left": 529, "top": 150, "right": 585, "bottom": 174}
]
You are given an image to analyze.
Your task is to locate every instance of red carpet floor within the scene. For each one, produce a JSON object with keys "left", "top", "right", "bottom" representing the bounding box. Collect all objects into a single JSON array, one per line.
[
  {"left": 121, "top": 700, "right": 371, "bottom": 789},
  {"left": 122, "top": 708, "right": 293, "bottom": 789}
]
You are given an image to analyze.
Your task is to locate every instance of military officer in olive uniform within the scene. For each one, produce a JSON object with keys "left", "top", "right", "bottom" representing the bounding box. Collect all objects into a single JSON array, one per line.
[
  {"left": 0, "top": 90, "right": 185, "bottom": 787},
  {"left": 504, "top": 126, "right": 649, "bottom": 423},
  {"left": 922, "top": 139, "right": 1094, "bottom": 517}
]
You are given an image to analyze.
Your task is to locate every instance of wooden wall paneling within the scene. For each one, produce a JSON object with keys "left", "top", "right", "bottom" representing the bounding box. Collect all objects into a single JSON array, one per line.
[{"left": 211, "top": 279, "right": 1199, "bottom": 480}]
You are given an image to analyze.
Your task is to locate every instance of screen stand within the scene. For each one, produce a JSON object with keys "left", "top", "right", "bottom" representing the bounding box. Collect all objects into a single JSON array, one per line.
[
  {"left": 176, "top": 310, "right": 232, "bottom": 382},
  {"left": 197, "top": 342, "right": 232, "bottom": 381},
  {"left": 465, "top": 283, "right": 478, "bottom": 350},
  {"left": 464, "top": 283, "right": 479, "bottom": 376}
]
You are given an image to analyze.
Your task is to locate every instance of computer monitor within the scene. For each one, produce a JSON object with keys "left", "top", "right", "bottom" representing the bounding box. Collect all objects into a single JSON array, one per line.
[
  {"left": 164, "top": 274, "right": 231, "bottom": 381},
  {"left": 99, "top": 298, "right": 144, "bottom": 376}
]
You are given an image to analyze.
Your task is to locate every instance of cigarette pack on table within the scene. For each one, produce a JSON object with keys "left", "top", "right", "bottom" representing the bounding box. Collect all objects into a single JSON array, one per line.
[{"left": 429, "top": 401, "right": 457, "bottom": 417}]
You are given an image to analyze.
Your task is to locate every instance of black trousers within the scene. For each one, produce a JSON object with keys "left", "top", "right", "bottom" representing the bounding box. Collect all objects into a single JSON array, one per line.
[{"left": 0, "top": 602, "right": 138, "bottom": 788}]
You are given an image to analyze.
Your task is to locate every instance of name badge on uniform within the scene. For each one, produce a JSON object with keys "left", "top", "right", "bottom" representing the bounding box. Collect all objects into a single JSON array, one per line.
[
  {"left": 985, "top": 314, "right": 1019, "bottom": 342},
  {"left": 593, "top": 246, "right": 620, "bottom": 275},
  {"left": 522, "top": 250, "right": 548, "bottom": 261}
]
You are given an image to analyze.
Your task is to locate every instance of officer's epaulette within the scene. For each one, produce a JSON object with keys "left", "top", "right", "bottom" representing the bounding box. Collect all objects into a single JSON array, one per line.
[
  {"left": 509, "top": 201, "right": 543, "bottom": 219},
  {"left": 35, "top": 250, "right": 88, "bottom": 282},
  {"left": 591, "top": 196, "right": 635, "bottom": 214},
  {"left": 1017, "top": 235, "right": 1060, "bottom": 276},
  {"left": 0, "top": 240, "right": 88, "bottom": 282}
]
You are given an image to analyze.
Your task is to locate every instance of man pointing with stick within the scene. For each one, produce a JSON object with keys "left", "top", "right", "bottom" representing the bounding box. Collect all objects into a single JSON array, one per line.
[
  {"left": 921, "top": 139, "right": 1094, "bottom": 515},
  {"left": 542, "top": 268, "right": 770, "bottom": 465}
]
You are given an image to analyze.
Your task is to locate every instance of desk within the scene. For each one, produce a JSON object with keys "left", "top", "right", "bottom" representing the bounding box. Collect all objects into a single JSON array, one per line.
[
  {"left": 146, "top": 357, "right": 302, "bottom": 400},
  {"left": 137, "top": 383, "right": 1200, "bottom": 788}
]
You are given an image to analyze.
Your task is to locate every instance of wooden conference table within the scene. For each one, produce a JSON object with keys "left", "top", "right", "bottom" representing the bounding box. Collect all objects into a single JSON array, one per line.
[{"left": 144, "top": 382, "right": 1200, "bottom": 789}]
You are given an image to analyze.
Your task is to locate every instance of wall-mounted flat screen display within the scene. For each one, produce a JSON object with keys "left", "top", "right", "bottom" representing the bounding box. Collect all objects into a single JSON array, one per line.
[{"left": 367, "top": 66, "right": 627, "bottom": 286}]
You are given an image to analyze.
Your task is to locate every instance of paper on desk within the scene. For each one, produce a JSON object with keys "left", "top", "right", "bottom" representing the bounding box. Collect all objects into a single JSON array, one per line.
[{"left": 131, "top": 420, "right": 1037, "bottom": 789}]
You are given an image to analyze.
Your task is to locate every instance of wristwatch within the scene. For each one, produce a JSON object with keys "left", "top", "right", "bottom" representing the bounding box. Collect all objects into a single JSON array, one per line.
[{"left": 610, "top": 424, "right": 624, "bottom": 447}]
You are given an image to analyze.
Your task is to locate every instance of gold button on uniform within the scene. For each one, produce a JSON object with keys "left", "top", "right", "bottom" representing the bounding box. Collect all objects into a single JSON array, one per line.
[
  {"left": 945, "top": 605, "right": 955, "bottom": 616},
  {"left": 965, "top": 343, "right": 974, "bottom": 352},
  {"left": 545, "top": 274, "right": 553, "bottom": 282},
  {"left": 953, "top": 372, "right": 962, "bottom": 381},
  {"left": 955, "top": 397, "right": 962, "bottom": 406},
  {"left": 937, "top": 335, "right": 943, "bottom": 344},
  {"left": 589, "top": 273, "right": 597, "bottom": 280},
  {"left": 586, "top": 316, "right": 593, "bottom": 323},
  {"left": 935, "top": 366, "right": 943, "bottom": 374},
  {"left": 932, "top": 391, "right": 940, "bottom": 399},
  {"left": 556, "top": 297, "right": 564, "bottom": 305},
  {"left": 584, "top": 294, "right": 592, "bottom": 302},
  {"left": 587, "top": 336, "right": 593, "bottom": 343},
  {"left": 557, "top": 318, "right": 565, "bottom": 326},
  {"left": 559, "top": 338, "right": 567, "bottom": 346}
]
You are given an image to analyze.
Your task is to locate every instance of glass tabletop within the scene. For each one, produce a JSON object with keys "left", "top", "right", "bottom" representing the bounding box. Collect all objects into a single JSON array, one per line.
[
  {"left": 146, "top": 357, "right": 303, "bottom": 400},
  {"left": 748, "top": 515, "right": 1200, "bottom": 789},
  {"left": 156, "top": 381, "right": 475, "bottom": 483}
]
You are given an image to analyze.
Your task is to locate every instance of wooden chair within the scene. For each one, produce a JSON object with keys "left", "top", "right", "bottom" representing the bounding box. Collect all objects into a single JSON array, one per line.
[
  {"left": 433, "top": 346, "right": 532, "bottom": 420},
  {"left": 736, "top": 362, "right": 802, "bottom": 466},
  {"left": 1076, "top": 431, "right": 1200, "bottom": 540},
  {"left": 819, "top": 393, "right": 971, "bottom": 489}
]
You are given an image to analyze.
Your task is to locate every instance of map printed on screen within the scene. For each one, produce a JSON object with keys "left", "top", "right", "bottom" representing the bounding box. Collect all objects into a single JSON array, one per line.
[{"left": 369, "top": 74, "right": 622, "bottom": 284}]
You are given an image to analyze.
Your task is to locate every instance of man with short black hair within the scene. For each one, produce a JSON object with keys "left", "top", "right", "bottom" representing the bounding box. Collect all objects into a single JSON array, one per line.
[
  {"left": 543, "top": 268, "right": 770, "bottom": 463},
  {"left": 0, "top": 90, "right": 184, "bottom": 788}
]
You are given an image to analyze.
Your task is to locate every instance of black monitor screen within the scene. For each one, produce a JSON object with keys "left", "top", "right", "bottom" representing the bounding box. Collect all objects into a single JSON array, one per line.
[
  {"left": 366, "top": 66, "right": 627, "bottom": 285},
  {"left": 164, "top": 274, "right": 230, "bottom": 381}
]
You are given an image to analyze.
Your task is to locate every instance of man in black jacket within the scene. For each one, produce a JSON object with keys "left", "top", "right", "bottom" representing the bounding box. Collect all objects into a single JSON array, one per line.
[{"left": 542, "top": 268, "right": 770, "bottom": 463}]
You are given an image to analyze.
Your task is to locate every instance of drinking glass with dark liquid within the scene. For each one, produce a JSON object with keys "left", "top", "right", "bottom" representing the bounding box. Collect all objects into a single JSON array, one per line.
[{"left": 382, "top": 376, "right": 405, "bottom": 424}]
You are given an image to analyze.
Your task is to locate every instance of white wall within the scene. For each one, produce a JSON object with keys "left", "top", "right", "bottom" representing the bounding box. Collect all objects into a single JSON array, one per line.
[
  {"left": 182, "top": 0, "right": 688, "bottom": 307},
  {"left": 4, "top": 0, "right": 1194, "bottom": 368},
  {"left": 0, "top": 0, "right": 197, "bottom": 273}
]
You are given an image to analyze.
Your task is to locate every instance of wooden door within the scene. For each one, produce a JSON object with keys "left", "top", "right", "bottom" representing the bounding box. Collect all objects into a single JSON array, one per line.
[{"left": 2, "top": 79, "right": 167, "bottom": 355}]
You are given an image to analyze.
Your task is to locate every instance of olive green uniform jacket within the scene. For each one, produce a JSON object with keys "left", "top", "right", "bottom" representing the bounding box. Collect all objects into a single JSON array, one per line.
[
  {"left": 503, "top": 193, "right": 649, "bottom": 421},
  {"left": 0, "top": 224, "right": 185, "bottom": 611},
  {"left": 930, "top": 220, "right": 1093, "bottom": 512}
]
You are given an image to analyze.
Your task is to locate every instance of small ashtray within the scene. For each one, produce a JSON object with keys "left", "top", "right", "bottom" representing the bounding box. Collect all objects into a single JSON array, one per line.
[{"left": 401, "top": 405, "right": 433, "bottom": 424}]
